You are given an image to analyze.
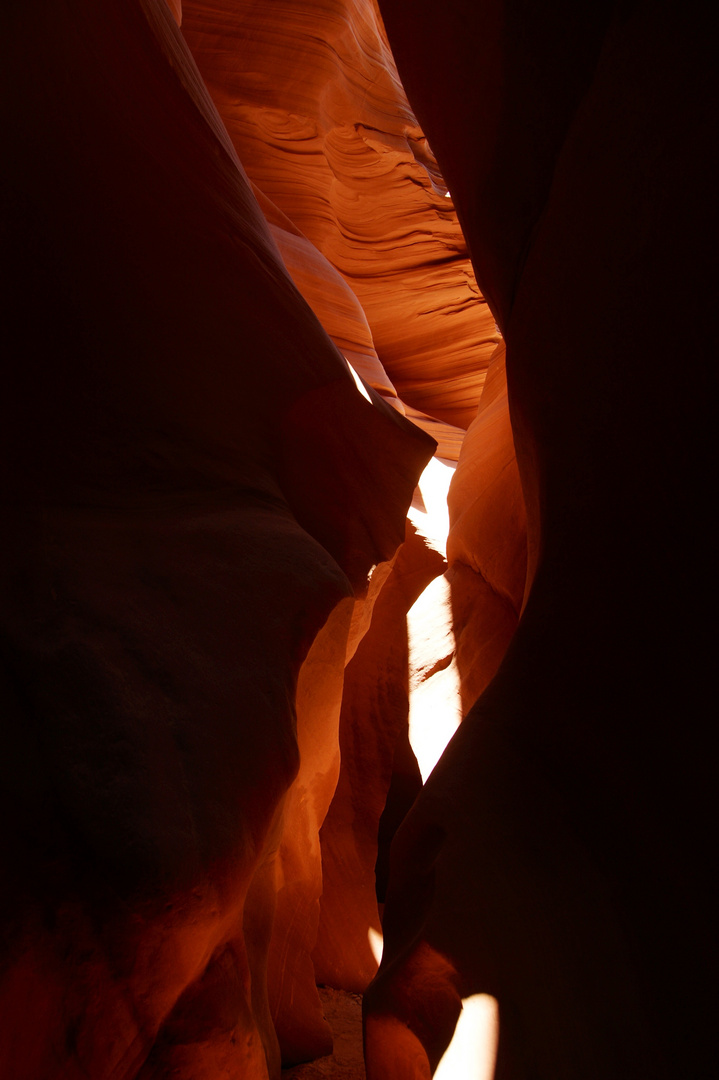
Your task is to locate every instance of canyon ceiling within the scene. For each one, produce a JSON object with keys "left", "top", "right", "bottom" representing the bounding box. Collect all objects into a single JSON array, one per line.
[{"left": 1, "top": 2, "right": 715, "bottom": 1079}]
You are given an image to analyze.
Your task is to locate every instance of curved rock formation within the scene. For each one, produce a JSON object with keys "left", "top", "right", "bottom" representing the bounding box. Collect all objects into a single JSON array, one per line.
[
  {"left": 181, "top": 0, "right": 497, "bottom": 431},
  {"left": 445, "top": 341, "right": 526, "bottom": 714},
  {"left": 177, "top": 0, "right": 483, "bottom": 1033},
  {"left": 312, "top": 505, "right": 447, "bottom": 994},
  {"left": 5, "top": 1, "right": 711, "bottom": 1078},
  {"left": 1, "top": 2, "right": 434, "bottom": 1077},
  {"left": 366, "top": 2, "right": 718, "bottom": 1078}
]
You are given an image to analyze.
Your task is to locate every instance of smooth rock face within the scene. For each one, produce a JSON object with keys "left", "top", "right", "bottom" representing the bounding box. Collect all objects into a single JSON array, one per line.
[
  {"left": 447, "top": 341, "right": 527, "bottom": 714},
  {"left": 313, "top": 453, "right": 465, "bottom": 998},
  {"left": 1, "top": 2, "right": 435, "bottom": 1077},
  {"left": 6, "top": 1, "right": 712, "bottom": 1079},
  {"left": 366, "top": 2, "right": 717, "bottom": 1079},
  {"left": 181, "top": 0, "right": 497, "bottom": 431},
  {"left": 177, "top": 0, "right": 483, "bottom": 1037},
  {"left": 313, "top": 518, "right": 445, "bottom": 994}
]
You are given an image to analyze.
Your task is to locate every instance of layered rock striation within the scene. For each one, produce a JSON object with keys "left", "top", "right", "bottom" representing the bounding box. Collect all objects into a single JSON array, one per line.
[
  {"left": 181, "top": 0, "right": 497, "bottom": 433},
  {"left": 5, "top": 1, "right": 707, "bottom": 1079}
]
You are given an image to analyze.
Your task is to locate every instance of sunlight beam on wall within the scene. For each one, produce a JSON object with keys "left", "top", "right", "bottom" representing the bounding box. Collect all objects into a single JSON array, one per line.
[{"left": 434, "top": 994, "right": 499, "bottom": 1080}]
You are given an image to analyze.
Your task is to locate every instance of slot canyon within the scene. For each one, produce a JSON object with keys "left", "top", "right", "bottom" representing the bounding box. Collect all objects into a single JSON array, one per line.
[{"left": 1, "top": 1, "right": 715, "bottom": 1078}]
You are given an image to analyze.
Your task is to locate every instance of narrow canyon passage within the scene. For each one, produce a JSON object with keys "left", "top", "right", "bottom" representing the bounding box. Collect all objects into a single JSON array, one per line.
[{"left": 1, "top": 2, "right": 716, "bottom": 1080}]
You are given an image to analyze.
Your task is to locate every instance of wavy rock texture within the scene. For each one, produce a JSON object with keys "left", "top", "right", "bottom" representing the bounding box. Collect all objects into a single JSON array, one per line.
[
  {"left": 312, "top": 500, "right": 447, "bottom": 994},
  {"left": 181, "top": 0, "right": 497, "bottom": 433},
  {"left": 10, "top": 1, "right": 703, "bottom": 1079},
  {"left": 0, "top": 3, "right": 435, "bottom": 1079},
  {"left": 178, "top": 0, "right": 488, "bottom": 1031},
  {"left": 366, "top": 2, "right": 717, "bottom": 1079}
]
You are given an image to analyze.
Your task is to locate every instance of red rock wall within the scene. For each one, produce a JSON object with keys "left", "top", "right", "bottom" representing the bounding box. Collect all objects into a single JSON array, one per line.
[
  {"left": 312, "top": 519, "right": 445, "bottom": 993},
  {"left": 181, "top": 0, "right": 497, "bottom": 431},
  {"left": 7, "top": 1, "right": 706, "bottom": 1078},
  {"left": 366, "top": 2, "right": 718, "bottom": 1078},
  {"left": 179, "top": 0, "right": 491, "bottom": 1019},
  {"left": 446, "top": 341, "right": 527, "bottom": 715},
  {"left": 1, "top": 2, "right": 437, "bottom": 1077}
]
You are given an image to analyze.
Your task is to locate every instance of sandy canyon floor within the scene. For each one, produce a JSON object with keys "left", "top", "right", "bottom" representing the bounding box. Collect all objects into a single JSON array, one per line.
[{"left": 282, "top": 988, "right": 366, "bottom": 1080}]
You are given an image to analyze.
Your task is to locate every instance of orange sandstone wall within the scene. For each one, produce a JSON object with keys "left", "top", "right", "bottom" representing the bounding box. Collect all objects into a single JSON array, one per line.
[
  {"left": 312, "top": 518, "right": 445, "bottom": 993},
  {"left": 180, "top": 0, "right": 500, "bottom": 1018},
  {"left": 181, "top": 0, "right": 497, "bottom": 431},
  {"left": 447, "top": 341, "right": 527, "bottom": 715},
  {"left": 0, "top": 2, "right": 435, "bottom": 1078},
  {"left": 3, "top": 0, "right": 618, "bottom": 1077}
]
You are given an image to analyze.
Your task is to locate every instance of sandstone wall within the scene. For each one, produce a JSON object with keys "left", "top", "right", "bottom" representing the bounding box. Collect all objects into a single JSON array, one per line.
[
  {"left": 181, "top": 0, "right": 497, "bottom": 432},
  {"left": 366, "top": 3, "right": 718, "bottom": 1078},
  {"left": 0, "top": 2, "right": 437, "bottom": 1076}
]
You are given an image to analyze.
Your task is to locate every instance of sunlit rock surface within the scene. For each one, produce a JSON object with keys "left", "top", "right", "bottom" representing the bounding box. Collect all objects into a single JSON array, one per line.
[
  {"left": 446, "top": 341, "right": 527, "bottom": 714},
  {"left": 5, "top": 0, "right": 710, "bottom": 1078},
  {"left": 366, "top": 2, "right": 717, "bottom": 1078},
  {"left": 177, "top": 0, "right": 483, "bottom": 1026},
  {"left": 0, "top": 2, "right": 434, "bottom": 1078},
  {"left": 181, "top": 0, "right": 497, "bottom": 431},
  {"left": 313, "top": 467, "right": 451, "bottom": 993}
]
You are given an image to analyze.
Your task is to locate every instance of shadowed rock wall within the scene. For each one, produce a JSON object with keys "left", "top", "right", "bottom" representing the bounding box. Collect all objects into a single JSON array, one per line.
[
  {"left": 0, "top": 2, "right": 436, "bottom": 1077},
  {"left": 180, "top": 0, "right": 496, "bottom": 1014},
  {"left": 4, "top": 1, "right": 707, "bottom": 1077},
  {"left": 366, "top": 2, "right": 718, "bottom": 1078}
]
